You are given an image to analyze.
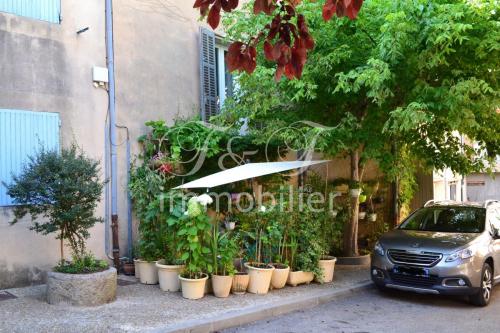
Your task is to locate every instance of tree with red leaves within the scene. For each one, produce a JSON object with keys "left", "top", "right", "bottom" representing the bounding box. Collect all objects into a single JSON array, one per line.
[{"left": 193, "top": 0, "right": 363, "bottom": 80}]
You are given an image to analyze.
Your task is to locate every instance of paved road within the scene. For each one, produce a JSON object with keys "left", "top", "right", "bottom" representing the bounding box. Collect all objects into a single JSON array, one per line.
[{"left": 223, "top": 285, "right": 499, "bottom": 333}]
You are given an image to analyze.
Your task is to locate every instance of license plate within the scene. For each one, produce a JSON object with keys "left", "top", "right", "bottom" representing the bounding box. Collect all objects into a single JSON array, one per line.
[{"left": 392, "top": 265, "right": 430, "bottom": 278}]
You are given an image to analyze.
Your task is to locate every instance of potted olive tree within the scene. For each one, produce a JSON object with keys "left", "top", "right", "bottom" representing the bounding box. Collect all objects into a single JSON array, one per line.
[
  {"left": 177, "top": 195, "right": 212, "bottom": 299},
  {"left": 6, "top": 145, "right": 114, "bottom": 306}
]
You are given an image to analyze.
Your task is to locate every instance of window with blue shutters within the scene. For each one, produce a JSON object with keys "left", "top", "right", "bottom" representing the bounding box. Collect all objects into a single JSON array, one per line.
[
  {"left": 0, "top": 0, "right": 61, "bottom": 24},
  {"left": 0, "top": 109, "right": 60, "bottom": 206}
]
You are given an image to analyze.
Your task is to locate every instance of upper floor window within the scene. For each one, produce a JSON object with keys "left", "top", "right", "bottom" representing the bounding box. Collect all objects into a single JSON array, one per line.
[
  {"left": 199, "top": 27, "right": 234, "bottom": 122},
  {"left": 0, "top": 0, "right": 61, "bottom": 24},
  {"left": 215, "top": 45, "right": 234, "bottom": 109}
]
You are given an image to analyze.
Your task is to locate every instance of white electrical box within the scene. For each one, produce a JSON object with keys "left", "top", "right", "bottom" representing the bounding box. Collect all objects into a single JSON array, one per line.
[{"left": 92, "top": 66, "right": 109, "bottom": 83}]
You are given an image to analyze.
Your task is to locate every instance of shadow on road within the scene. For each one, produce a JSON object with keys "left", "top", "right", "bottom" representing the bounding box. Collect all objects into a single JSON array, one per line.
[{"left": 371, "top": 283, "right": 497, "bottom": 308}]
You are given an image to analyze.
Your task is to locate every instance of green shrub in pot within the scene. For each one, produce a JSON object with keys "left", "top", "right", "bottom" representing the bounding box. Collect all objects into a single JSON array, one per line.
[
  {"left": 210, "top": 224, "right": 238, "bottom": 297},
  {"left": 177, "top": 195, "right": 212, "bottom": 299}
]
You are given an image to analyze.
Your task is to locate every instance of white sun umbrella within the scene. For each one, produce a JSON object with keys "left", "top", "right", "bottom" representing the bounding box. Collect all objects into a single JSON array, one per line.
[{"left": 174, "top": 160, "right": 330, "bottom": 190}]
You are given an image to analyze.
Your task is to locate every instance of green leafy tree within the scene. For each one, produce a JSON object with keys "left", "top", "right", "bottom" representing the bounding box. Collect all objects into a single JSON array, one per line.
[
  {"left": 219, "top": 0, "right": 500, "bottom": 256},
  {"left": 6, "top": 145, "right": 105, "bottom": 263}
]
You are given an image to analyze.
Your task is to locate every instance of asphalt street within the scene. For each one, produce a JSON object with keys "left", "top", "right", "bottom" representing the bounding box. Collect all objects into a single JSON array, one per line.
[{"left": 223, "top": 284, "right": 499, "bottom": 333}]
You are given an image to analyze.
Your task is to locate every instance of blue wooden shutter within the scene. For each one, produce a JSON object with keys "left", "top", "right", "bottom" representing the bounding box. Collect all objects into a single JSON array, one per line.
[
  {"left": 0, "top": 0, "right": 61, "bottom": 24},
  {"left": 199, "top": 27, "right": 218, "bottom": 122},
  {"left": 0, "top": 109, "right": 60, "bottom": 206}
]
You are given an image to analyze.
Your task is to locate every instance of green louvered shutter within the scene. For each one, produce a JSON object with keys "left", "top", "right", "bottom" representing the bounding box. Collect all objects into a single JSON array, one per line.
[{"left": 199, "top": 27, "right": 218, "bottom": 122}]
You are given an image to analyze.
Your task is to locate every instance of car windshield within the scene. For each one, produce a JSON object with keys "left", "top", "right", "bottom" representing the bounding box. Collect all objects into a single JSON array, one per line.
[{"left": 399, "top": 206, "right": 486, "bottom": 233}]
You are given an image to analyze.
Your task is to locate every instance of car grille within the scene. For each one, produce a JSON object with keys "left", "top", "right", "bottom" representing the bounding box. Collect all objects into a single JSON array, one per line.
[
  {"left": 389, "top": 272, "right": 439, "bottom": 287},
  {"left": 387, "top": 249, "right": 442, "bottom": 267}
]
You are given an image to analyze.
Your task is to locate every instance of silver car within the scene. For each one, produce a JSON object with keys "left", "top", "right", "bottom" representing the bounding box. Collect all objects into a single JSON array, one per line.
[{"left": 371, "top": 200, "right": 500, "bottom": 306}]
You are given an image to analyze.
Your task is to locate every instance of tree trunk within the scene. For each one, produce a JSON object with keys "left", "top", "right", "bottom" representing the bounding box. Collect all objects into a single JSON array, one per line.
[
  {"left": 343, "top": 150, "right": 360, "bottom": 257},
  {"left": 60, "top": 235, "right": 64, "bottom": 263}
]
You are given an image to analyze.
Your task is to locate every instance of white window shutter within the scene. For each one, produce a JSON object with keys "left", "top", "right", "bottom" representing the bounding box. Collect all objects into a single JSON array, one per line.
[{"left": 199, "top": 27, "right": 218, "bottom": 122}]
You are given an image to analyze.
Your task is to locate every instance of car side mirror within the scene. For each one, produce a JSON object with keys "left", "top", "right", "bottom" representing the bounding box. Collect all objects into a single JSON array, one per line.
[{"left": 492, "top": 228, "right": 500, "bottom": 240}]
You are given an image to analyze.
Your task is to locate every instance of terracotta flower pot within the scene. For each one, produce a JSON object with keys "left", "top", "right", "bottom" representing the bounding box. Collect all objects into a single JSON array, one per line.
[
  {"left": 133, "top": 259, "right": 140, "bottom": 279},
  {"left": 122, "top": 262, "right": 135, "bottom": 276},
  {"left": 231, "top": 272, "right": 249, "bottom": 294},
  {"left": 156, "top": 260, "right": 184, "bottom": 292},
  {"left": 137, "top": 260, "right": 158, "bottom": 284},
  {"left": 212, "top": 275, "right": 233, "bottom": 298},
  {"left": 287, "top": 271, "right": 314, "bottom": 287},
  {"left": 179, "top": 274, "right": 208, "bottom": 300},
  {"left": 316, "top": 256, "right": 337, "bottom": 283},
  {"left": 270, "top": 264, "right": 290, "bottom": 289},
  {"left": 245, "top": 262, "right": 274, "bottom": 295},
  {"left": 204, "top": 277, "right": 213, "bottom": 294}
]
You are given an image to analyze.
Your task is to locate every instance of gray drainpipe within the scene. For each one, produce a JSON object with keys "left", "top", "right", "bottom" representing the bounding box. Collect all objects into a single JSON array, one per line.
[
  {"left": 116, "top": 125, "right": 133, "bottom": 260},
  {"left": 105, "top": 0, "right": 120, "bottom": 269}
]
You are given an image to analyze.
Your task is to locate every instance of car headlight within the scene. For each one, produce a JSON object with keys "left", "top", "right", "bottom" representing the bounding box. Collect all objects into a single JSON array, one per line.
[
  {"left": 374, "top": 241, "right": 385, "bottom": 256},
  {"left": 445, "top": 246, "right": 475, "bottom": 262}
]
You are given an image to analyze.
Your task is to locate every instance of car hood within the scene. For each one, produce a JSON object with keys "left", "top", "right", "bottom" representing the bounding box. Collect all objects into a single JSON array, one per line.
[{"left": 379, "top": 229, "right": 480, "bottom": 254}]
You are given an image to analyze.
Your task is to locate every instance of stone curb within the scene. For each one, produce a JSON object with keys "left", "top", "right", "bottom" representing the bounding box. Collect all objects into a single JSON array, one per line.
[{"left": 154, "top": 280, "right": 373, "bottom": 333}]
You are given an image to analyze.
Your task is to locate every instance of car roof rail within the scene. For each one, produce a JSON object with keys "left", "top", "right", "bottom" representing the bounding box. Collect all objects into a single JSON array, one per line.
[
  {"left": 484, "top": 200, "right": 499, "bottom": 208},
  {"left": 424, "top": 200, "right": 435, "bottom": 207}
]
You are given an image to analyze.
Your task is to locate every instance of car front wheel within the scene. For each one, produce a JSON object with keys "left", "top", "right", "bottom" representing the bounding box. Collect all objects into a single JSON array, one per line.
[{"left": 470, "top": 263, "right": 493, "bottom": 307}]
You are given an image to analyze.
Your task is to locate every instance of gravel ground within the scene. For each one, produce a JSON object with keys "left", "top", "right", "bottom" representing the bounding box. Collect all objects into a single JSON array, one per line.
[
  {"left": 224, "top": 285, "right": 500, "bottom": 333},
  {"left": 0, "top": 266, "right": 369, "bottom": 333}
]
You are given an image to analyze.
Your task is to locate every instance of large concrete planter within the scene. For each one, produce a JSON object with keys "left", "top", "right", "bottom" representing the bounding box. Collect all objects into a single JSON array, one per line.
[
  {"left": 245, "top": 263, "right": 274, "bottom": 295},
  {"left": 286, "top": 271, "right": 314, "bottom": 287},
  {"left": 137, "top": 260, "right": 158, "bottom": 284},
  {"left": 336, "top": 254, "right": 371, "bottom": 266},
  {"left": 156, "top": 260, "right": 184, "bottom": 292},
  {"left": 46, "top": 267, "right": 117, "bottom": 306},
  {"left": 316, "top": 256, "right": 337, "bottom": 283}
]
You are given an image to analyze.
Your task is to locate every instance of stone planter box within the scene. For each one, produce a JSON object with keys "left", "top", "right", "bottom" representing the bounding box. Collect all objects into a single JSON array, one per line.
[{"left": 47, "top": 267, "right": 117, "bottom": 306}]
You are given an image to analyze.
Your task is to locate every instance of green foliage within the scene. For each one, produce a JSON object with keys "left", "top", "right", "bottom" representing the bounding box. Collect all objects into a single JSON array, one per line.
[
  {"left": 6, "top": 145, "right": 104, "bottom": 262},
  {"left": 235, "top": 190, "right": 324, "bottom": 276},
  {"left": 210, "top": 224, "right": 238, "bottom": 276},
  {"left": 54, "top": 253, "right": 108, "bottom": 274},
  {"left": 222, "top": 0, "right": 499, "bottom": 177}
]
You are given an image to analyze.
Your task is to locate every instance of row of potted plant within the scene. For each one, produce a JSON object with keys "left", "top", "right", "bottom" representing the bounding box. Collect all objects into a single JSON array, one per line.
[{"left": 130, "top": 189, "right": 338, "bottom": 300}]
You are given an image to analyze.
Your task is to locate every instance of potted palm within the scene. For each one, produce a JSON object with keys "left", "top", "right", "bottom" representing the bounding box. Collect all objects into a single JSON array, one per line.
[
  {"left": 210, "top": 223, "right": 238, "bottom": 298},
  {"left": 177, "top": 195, "right": 212, "bottom": 299},
  {"left": 244, "top": 206, "right": 275, "bottom": 295},
  {"left": 6, "top": 145, "right": 115, "bottom": 306}
]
